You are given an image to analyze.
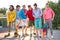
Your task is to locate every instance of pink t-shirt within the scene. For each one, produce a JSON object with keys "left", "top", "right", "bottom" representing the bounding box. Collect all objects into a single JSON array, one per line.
[{"left": 43, "top": 7, "right": 55, "bottom": 20}]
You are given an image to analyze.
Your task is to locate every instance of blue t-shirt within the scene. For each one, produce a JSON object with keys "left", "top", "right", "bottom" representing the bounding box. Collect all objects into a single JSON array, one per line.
[
  {"left": 19, "top": 9, "right": 27, "bottom": 19},
  {"left": 33, "top": 8, "right": 42, "bottom": 18},
  {"left": 16, "top": 10, "right": 20, "bottom": 19}
]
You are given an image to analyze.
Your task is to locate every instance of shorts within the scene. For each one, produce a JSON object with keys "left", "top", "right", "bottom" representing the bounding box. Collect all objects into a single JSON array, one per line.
[
  {"left": 21, "top": 19, "right": 28, "bottom": 26},
  {"left": 28, "top": 20, "right": 34, "bottom": 27},
  {"left": 15, "top": 19, "right": 20, "bottom": 23},
  {"left": 15, "top": 19, "right": 20, "bottom": 26},
  {"left": 34, "top": 18, "right": 42, "bottom": 29}
]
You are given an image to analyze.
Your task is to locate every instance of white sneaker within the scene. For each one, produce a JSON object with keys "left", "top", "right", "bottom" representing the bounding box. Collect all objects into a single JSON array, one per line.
[{"left": 51, "top": 36, "right": 54, "bottom": 38}]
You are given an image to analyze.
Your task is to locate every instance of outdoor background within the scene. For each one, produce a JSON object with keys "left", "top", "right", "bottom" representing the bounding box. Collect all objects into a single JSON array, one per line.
[{"left": 0, "top": 0, "right": 60, "bottom": 30}]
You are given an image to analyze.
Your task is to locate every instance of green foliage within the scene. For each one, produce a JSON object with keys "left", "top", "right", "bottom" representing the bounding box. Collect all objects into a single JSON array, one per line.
[
  {"left": 0, "top": 8, "right": 7, "bottom": 15},
  {"left": 0, "top": 8, "right": 7, "bottom": 27}
]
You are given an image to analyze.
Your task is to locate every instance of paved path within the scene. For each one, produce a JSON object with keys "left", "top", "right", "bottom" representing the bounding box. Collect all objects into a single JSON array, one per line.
[{"left": 0, "top": 28, "right": 60, "bottom": 40}]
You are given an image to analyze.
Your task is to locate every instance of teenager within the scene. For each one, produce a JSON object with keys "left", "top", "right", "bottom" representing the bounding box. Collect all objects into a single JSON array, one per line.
[
  {"left": 33, "top": 3, "right": 43, "bottom": 38},
  {"left": 26, "top": 5, "right": 35, "bottom": 37},
  {"left": 14, "top": 5, "right": 20, "bottom": 37},
  {"left": 5, "top": 5, "right": 16, "bottom": 37},
  {"left": 43, "top": 3, "right": 55, "bottom": 38},
  {"left": 19, "top": 5, "right": 28, "bottom": 37}
]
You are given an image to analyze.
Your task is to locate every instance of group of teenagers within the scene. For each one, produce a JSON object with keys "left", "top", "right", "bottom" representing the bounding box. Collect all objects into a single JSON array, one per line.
[{"left": 5, "top": 3, "right": 55, "bottom": 39}]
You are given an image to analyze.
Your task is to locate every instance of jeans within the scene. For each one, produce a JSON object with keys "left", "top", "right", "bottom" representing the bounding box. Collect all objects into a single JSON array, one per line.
[{"left": 45, "top": 19, "right": 53, "bottom": 35}]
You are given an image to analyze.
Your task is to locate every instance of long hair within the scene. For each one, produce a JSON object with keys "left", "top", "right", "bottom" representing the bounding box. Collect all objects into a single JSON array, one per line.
[{"left": 9, "top": 5, "right": 14, "bottom": 11}]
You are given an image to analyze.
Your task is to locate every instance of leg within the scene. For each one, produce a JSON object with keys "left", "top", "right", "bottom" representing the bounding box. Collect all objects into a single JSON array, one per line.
[
  {"left": 4, "top": 22, "right": 11, "bottom": 37},
  {"left": 45, "top": 20, "right": 49, "bottom": 36},
  {"left": 15, "top": 20, "right": 20, "bottom": 33},
  {"left": 14, "top": 20, "right": 20, "bottom": 35},
  {"left": 48, "top": 20, "right": 53, "bottom": 36},
  {"left": 14, "top": 22, "right": 19, "bottom": 37},
  {"left": 22, "top": 26, "right": 24, "bottom": 35},
  {"left": 36, "top": 29, "right": 38, "bottom": 35},
  {"left": 34, "top": 19, "right": 39, "bottom": 35},
  {"left": 25, "top": 25, "right": 28, "bottom": 35},
  {"left": 39, "top": 18, "right": 42, "bottom": 38},
  {"left": 24, "top": 19, "right": 28, "bottom": 35},
  {"left": 33, "top": 26, "right": 36, "bottom": 35},
  {"left": 29, "top": 21, "right": 33, "bottom": 34},
  {"left": 30, "top": 27, "right": 32, "bottom": 34},
  {"left": 8, "top": 22, "right": 11, "bottom": 35}
]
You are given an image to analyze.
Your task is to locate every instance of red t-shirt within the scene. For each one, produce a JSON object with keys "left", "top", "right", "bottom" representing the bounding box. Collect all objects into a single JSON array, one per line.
[{"left": 26, "top": 9, "right": 34, "bottom": 21}]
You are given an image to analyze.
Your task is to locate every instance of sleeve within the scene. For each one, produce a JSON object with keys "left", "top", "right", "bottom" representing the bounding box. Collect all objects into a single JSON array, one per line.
[
  {"left": 40, "top": 9, "right": 42, "bottom": 17},
  {"left": 26, "top": 11, "right": 28, "bottom": 17},
  {"left": 51, "top": 9, "right": 55, "bottom": 16},
  {"left": 43, "top": 10, "right": 46, "bottom": 20},
  {"left": 12, "top": 10, "right": 16, "bottom": 21},
  {"left": 7, "top": 11, "right": 10, "bottom": 22},
  {"left": 19, "top": 10, "right": 22, "bottom": 18},
  {"left": 32, "top": 10, "right": 35, "bottom": 18}
]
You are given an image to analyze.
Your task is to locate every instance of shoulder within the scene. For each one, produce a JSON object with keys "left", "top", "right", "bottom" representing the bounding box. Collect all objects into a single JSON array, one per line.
[
  {"left": 37, "top": 8, "right": 41, "bottom": 11},
  {"left": 13, "top": 10, "right": 16, "bottom": 12},
  {"left": 37, "top": 8, "right": 40, "bottom": 10},
  {"left": 20, "top": 9, "right": 23, "bottom": 11},
  {"left": 48, "top": 7, "right": 53, "bottom": 10}
]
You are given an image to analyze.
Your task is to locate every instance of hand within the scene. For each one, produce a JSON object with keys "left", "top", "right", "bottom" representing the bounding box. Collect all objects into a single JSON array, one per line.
[
  {"left": 26, "top": 18, "right": 29, "bottom": 21},
  {"left": 44, "top": 20, "right": 46, "bottom": 24},
  {"left": 44, "top": 21, "right": 46, "bottom": 24},
  {"left": 52, "top": 18, "right": 54, "bottom": 21},
  {"left": 18, "top": 17, "right": 20, "bottom": 20}
]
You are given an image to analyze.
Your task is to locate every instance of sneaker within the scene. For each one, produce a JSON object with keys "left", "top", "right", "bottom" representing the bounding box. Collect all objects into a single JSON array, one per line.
[
  {"left": 14, "top": 32, "right": 19, "bottom": 37},
  {"left": 35, "top": 34, "right": 39, "bottom": 37},
  {"left": 33, "top": 33, "right": 36, "bottom": 35},
  {"left": 40, "top": 36, "right": 41, "bottom": 38},
  {"left": 25, "top": 33, "right": 29, "bottom": 36},
  {"left": 21, "top": 34, "right": 25, "bottom": 37},
  {"left": 51, "top": 36, "right": 54, "bottom": 39},
  {"left": 4, "top": 33, "right": 10, "bottom": 37},
  {"left": 30, "top": 34, "right": 32, "bottom": 37},
  {"left": 39, "top": 34, "right": 41, "bottom": 38},
  {"left": 44, "top": 35, "right": 48, "bottom": 38}
]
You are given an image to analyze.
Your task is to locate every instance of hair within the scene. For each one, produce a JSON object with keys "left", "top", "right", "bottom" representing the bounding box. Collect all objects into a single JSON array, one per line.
[
  {"left": 33, "top": 3, "right": 37, "bottom": 7},
  {"left": 22, "top": 5, "right": 25, "bottom": 7},
  {"left": 46, "top": 3, "right": 49, "bottom": 5},
  {"left": 9, "top": 5, "right": 14, "bottom": 11},
  {"left": 16, "top": 5, "right": 20, "bottom": 8},
  {"left": 28, "top": 5, "right": 31, "bottom": 8}
]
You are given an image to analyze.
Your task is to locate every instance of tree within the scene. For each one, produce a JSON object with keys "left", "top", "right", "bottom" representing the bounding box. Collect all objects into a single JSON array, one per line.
[{"left": 0, "top": 8, "right": 7, "bottom": 15}]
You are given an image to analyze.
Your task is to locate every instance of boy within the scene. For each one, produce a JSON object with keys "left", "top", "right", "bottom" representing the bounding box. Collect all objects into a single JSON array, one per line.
[
  {"left": 19, "top": 5, "right": 28, "bottom": 37},
  {"left": 43, "top": 3, "right": 55, "bottom": 38},
  {"left": 33, "top": 3, "right": 42, "bottom": 38},
  {"left": 5, "top": 5, "right": 16, "bottom": 37},
  {"left": 26, "top": 5, "right": 34, "bottom": 37},
  {"left": 14, "top": 5, "right": 20, "bottom": 37}
]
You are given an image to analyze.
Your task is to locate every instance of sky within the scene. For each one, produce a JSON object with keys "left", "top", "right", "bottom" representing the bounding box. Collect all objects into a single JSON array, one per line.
[{"left": 0, "top": 0, "right": 58, "bottom": 9}]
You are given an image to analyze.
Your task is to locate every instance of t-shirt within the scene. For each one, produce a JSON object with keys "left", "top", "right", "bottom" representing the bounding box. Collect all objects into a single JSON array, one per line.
[
  {"left": 7, "top": 10, "right": 16, "bottom": 22},
  {"left": 33, "top": 8, "right": 42, "bottom": 18},
  {"left": 16, "top": 10, "right": 20, "bottom": 19},
  {"left": 26, "top": 9, "right": 34, "bottom": 21},
  {"left": 43, "top": 7, "right": 55, "bottom": 20},
  {"left": 19, "top": 9, "right": 27, "bottom": 19}
]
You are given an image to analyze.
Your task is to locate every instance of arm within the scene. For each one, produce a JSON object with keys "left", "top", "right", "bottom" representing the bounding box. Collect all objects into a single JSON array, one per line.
[
  {"left": 7, "top": 12, "right": 9, "bottom": 22},
  {"left": 32, "top": 10, "right": 35, "bottom": 18},
  {"left": 51, "top": 9, "right": 55, "bottom": 21},
  {"left": 43, "top": 10, "right": 46, "bottom": 24},
  {"left": 40, "top": 9, "right": 43, "bottom": 17},
  {"left": 13, "top": 10, "right": 16, "bottom": 21},
  {"left": 26, "top": 11, "right": 29, "bottom": 21}
]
